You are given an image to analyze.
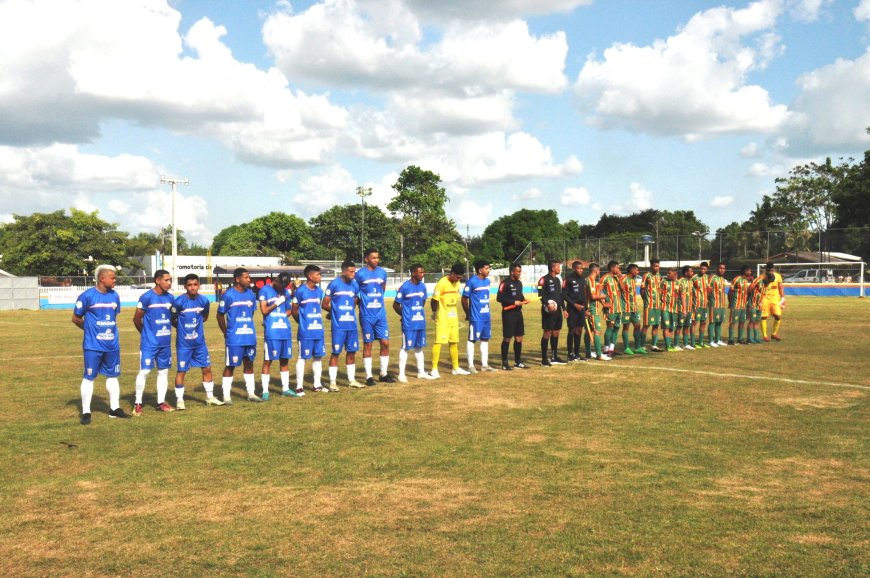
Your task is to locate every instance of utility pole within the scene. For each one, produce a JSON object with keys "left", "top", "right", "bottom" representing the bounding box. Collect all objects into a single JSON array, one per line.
[
  {"left": 356, "top": 186, "right": 372, "bottom": 263},
  {"left": 160, "top": 175, "right": 189, "bottom": 291}
]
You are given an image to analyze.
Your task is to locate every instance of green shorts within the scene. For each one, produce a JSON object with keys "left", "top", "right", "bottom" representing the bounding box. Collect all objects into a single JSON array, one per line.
[
  {"left": 643, "top": 308, "right": 661, "bottom": 327},
  {"left": 606, "top": 312, "right": 622, "bottom": 325},
  {"left": 624, "top": 311, "right": 641, "bottom": 324},
  {"left": 711, "top": 308, "right": 726, "bottom": 323},
  {"left": 730, "top": 309, "right": 746, "bottom": 323},
  {"left": 748, "top": 308, "right": 762, "bottom": 322},
  {"left": 590, "top": 313, "right": 604, "bottom": 334},
  {"left": 661, "top": 310, "right": 676, "bottom": 332},
  {"left": 693, "top": 308, "right": 708, "bottom": 322},
  {"left": 677, "top": 311, "right": 691, "bottom": 327}
]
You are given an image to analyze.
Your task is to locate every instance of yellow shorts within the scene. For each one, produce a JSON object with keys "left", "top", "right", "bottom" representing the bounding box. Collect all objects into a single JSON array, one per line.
[
  {"left": 761, "top": 299, "right": 782, "bottom": 318},
  {"left": 435, "top": 323, "right": 459, "bottom": 344}
]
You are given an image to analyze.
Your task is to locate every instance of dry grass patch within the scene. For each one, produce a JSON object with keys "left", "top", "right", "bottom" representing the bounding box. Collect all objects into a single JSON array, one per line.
[{"left": 773, "top": 389, "right": 865, "bottom": 411}]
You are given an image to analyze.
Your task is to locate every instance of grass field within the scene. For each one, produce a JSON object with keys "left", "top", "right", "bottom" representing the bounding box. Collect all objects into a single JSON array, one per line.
[{"left": 0, "top": 297, "right": 868, "bottom": 576}]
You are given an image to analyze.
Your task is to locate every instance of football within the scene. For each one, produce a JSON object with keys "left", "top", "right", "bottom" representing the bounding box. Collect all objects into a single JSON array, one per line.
[{"left": 547, "top": 300, "right": 557, "bottom": 312}]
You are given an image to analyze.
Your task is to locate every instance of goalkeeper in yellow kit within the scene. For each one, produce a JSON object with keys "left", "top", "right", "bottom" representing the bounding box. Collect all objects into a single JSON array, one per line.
[
  {"left": 430, "top": 263, "right": 469, "bottom": 377},
  {"left": 754, "top": 262, "right": 785, "bottom": 341}
]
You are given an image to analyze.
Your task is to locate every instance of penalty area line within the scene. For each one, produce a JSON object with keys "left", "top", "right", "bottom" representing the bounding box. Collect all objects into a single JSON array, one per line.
[{"left": 603, "top": 362, "right": 870, "bottom": 392}]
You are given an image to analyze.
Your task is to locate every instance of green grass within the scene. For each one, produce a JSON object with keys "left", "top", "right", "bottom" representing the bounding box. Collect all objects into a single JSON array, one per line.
[{"left": 0, "top": 297, "right": 867, "bottom": 576}]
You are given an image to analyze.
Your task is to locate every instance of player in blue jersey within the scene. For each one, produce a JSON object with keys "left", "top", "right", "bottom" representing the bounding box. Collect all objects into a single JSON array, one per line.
[
  {"left": 258, "top": 272, "right": 294, "bottom": 400},
  {"left": 172, "top": 274, "right": 223, "bottom": 408},
  {"left": 217, "top": 268, "right": 260, "bottom": 404},
  {"left": 292, "top": 265, "right": 327, "bottom": 393},
  {"left": 356, "top": 248, "right": 395, "bottom": 386},
  {"left": 322, "top": 261, "right": 362, "bottom": 391},
  {"left": 393, "top": 263, "right": 437, "bottom": 382},
  {"left": 132, "top": 269, "right": 175, "bottom": 415},
  {"left": 462, "top": 260, "right": 497, "bottom": 372},
  {"left": 71, "top": 265, "right": 129, "bottom": 424}
]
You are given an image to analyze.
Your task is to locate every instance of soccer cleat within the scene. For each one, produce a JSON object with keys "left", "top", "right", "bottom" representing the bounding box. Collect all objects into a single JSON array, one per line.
[
  {"left": 109, "top": 407, "right": 130, "bottom": 419},
  {"left": 418, "top": 372, "right": 437, "bottom": 380},
  {"left": 540, "top": 358, "right": 552, "bottom": 367},
  {"left": 282, "top": 389, "right": 302, "bottom": 397},
  {"left": 710, "top": 342, "right": 719, "bottom": 348},
  {"left": 176, "top": 399, "right": 186, "bottom": 411},
  {"left": 261, "top": 390, "right": 270, "bottom": 401},
  {"left": 223, "top": 397, "right": 233, "bottom": 405},
  {"left": 684, "top": 345, "right": 694, "bottom": 350},
  {"left": 649, "top": 346, "right": 662, "bottom": 352},
  {"left": 294, "top": 388, "right": 305, "bottom": 397},
  {"left": 365, "top": 377, "right": 377, "bottom": 387},
  {"left": 132, "top": 403, "right": 143, "bottom": 417},
  {"left": 624, "top": 348, "right": 635, "bottom": 355},
  {"left": 156, "top": 402, "right": 174, "bottom": 413},
  {"left": 550, "top": 357, "right": 567, "bottom": 365},
  {"left": 667, "top": 347, "right": 678, "bottom": 352},
  {"left": 599, "top": 354, "right": 612, "bottom": 361},
  {"left": 637, "top": 348, "right": 649, "bottom": 355},
  {"left": 762, "top": 336, "right": 770, "bottom": 342},
  {"left": 348, "top": 380, "right": 366, "bottom": 388},
  {"left": 467, "top": 365, "right": 478, "bottom": 374},
  {"left": 247, "top": 395, "right": 263, "bottom": 402},
  {"left": 717, "top": 341, "right": 727, "bottom": 346},
  {"left": 206, "top": 396, "right": 225, "bottom": 406},
  {"left": 452, "top": 367, "right": 471, "bottom": 375},
  {"left": 771, "top": 334, "right": 781, "bottom": 341},
  {"left": 589, "top": 352, "right": 598, "bottom": 359},
  {"left": 703, "top": 344, "right": 712, "bottom": 349},
  {"left": 327, "top": 382, "right": 340, "bottom": 392},
  {"left": 514, "top": 362, "right": 529, "bottom": 369},
  {"left": 80, "top": 412, "right": 92, "bottom": 425},
  {"left": 481, "top": 365, "right": 497, "bottom": 372},
  {"left": 501, "top": 363, "right": 513, "bottom": 371},
  {"left": 313, "top": 386, "right": 329, "bottom": 393},
  {"left": 380, "top": 373, "right": 397, "bottom": 384},
  {"left": 430, "top": 369, "right": 441, "bottom": 379},
  {"left": 397, "top": 374, "right": 409, "bottom": 383}
]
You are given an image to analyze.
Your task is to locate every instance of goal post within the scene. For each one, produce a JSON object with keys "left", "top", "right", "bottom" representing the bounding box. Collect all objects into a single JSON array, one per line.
[{"left": 758, "top": 262, "right": 867, "bottom": 298}]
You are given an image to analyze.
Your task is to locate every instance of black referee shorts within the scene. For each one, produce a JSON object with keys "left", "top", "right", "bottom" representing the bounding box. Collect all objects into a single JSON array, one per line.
[
  {"left": 541, "top": 309, "right": 563, "bottom": 331},
  {"left": 502, "top": 310, "right": 525, "bottom": 338}
]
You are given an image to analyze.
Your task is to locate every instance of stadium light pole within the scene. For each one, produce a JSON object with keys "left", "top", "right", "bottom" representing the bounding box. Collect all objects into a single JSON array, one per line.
[
  {"left": 692, "top": 231, "right": 703, "bottom": 261},
  {"left": 356, "top": 186, "right": 372, "bottom": 263},
  {"left": 160, "top": 175, "right": 189, "bottom": 291}
]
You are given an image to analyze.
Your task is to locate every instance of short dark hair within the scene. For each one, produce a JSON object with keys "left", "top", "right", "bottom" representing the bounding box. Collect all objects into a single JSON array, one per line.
[
  {"left": 627, "top": 263, "right": 639, "bottom": 272},
  {"left": 364, "top": 248, "right": 379, "bottom": 259},
  {"left": 303, "top": 264, "right": 320, "bottom": 277},
  {"left": 650, "top": 258, "right": 660, "bottom": 265},
  {"left": 741, "top": 265, "right": 752, "bottom": 274},
  {"left": 154, "top": 269, "right": 170, "bottom": 282},
  {"left": 571, "top": 260, "right": 582, "bottom": 268},
  {"left": 548, "top": 260, "right": 561, "bottom": 272},
  {"left": 509, "top": 262, "right": 522, "bottom": 273},
  {"left": 717, "top": 261, "right": 727, "bottom": 267},
  {"left": 276, "top": 272, "right": 291, "bottom": 286},
  {"left": 588, "top": 262, "right": 600, "bottom": 271},
  {"left": 409, "top": 263, "right": 424, "bottom": 274},
  {"left": 765, "top": 262, "right": 775, "bottom": 270},
  {"left": 183, "top": 273, "right": 199, "bottom": 284},
  {"left": 607, "top": 260, "right": 619, "bottom": 270},
  {"left": 450, "top": 263, "right": 465, "bottom": 275},
  {"left": 341, "top": 260, "right": 355, "bottom": 270},
  {"left": 474, "top": 259, "right": 489, "bottom": 273},
  {"left": 700, "top": 261, "right": 709, "bottom": 268},
  {"left": 681, "top": 265, "right": 692, "bottom": 275},
  {"left": 233, "top": 267, "right": 248, "bottom": 280},
  {"left": 668, "top": 267, "right": 677, "bottom": 274}
]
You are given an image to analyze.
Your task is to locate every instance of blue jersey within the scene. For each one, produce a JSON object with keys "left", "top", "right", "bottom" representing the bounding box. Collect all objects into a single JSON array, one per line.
[
  {"left": 294, "top": 283, "right": 325, "bottom": 340},
  {"left": 258, "top": 284, "right": 293, "bottom": 340},
  {"left": 325, "top": 277, "right": 359, "bottom": 330},
  {"left": 356, "top": 266, "right": 387, "bottom": 320},
  {"left": 136, "top": 288, "right": 174, "bottom": 348},
  {"left": 395, "top": 279, "right": 427, "bottom": 331},
  {"left": 462, "top": 275, "right": 492, "bottom": 323},
  {"left": 74, "top": 287, "right": 121, "bottom": 352},
  {"left": 218, "top": 286, "right": 257, "bottom": 346},
  {"left": 173, "top": 293, "right": 210, "bottom": 349}
]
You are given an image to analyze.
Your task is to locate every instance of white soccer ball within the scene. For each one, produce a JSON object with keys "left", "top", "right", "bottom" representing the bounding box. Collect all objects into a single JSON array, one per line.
[{"left": 547, "top": 300, "right": 557, "bottom": 312}]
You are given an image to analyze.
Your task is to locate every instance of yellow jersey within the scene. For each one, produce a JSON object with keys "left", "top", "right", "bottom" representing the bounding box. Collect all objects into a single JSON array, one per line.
[
  {"left": 432, "top": 276, "right": 461, "bottom": 326},
  {"left": 763, "top": 272, "right": 783, "bottom": 301}
]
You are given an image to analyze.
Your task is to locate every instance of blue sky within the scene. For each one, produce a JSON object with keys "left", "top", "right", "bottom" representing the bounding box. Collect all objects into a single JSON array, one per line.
[{"left": 1, "top": 0, "right": 868, "bottom": 244}]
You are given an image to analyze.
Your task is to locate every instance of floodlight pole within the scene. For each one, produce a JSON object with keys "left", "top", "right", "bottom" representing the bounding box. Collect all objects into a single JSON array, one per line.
[
  {"left": 160, "top": 175, "right": 189, "bottom": 291},
  {"left": 356, "top": 186, "right": 372, "bottom": 263}
]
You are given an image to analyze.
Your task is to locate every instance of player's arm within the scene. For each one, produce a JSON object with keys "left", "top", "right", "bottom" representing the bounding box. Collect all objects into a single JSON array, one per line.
[
  {"left": 202, "top": 303, "right": 210, "bottom": 323},
  {"left": 71, "top": 312, "right": 84, "bottom": 330},
  {"left": 133, "top": 308, "right": 145, "bottom": 333},
  {"left": 290, "top": 301, "right": 300, "bottom": 323},
  {"left": 392, "top": 296, "right": 402, "bottom": 316},
  {"left": 461, "top": 295, "right": 470, "bottom": 317},
  {"left": 216, "top": 312, "right": 227, "bottom": 336},
  {"left": 321, "top": 294, "right": 332, "bottom": 313},
  {"left": 496, "top": 282, "right": 508, "bottom": 307},
  {"left": 171, "top": 304, "right": 179, "bottom": 328}
]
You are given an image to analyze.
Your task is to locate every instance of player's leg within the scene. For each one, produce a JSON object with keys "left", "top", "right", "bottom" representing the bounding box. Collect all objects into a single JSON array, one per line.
[
  {"left": 540, "top": 326, "right": 550, "bottom": 365},
  {"left": 329, "top": 335, "right": 344, "bottom": 388},
  {"left": 311, "top": 339, "right": 325, "bottom": 390},
  {"left": 154, "top": 347, "right": 171, "bottom": 410},
  {"left": 771, "top": 300, "right": 783, "bottom": 339},
  {"left": 242, "top": 352, "right": 261, "bottom": 402},
  {"left": 100, "top": 350, "right": 125, "bottom": 418},
  {"left": 449, "top": 324, "right": 466, "bottom": 374},
  {"left": 345, "top": 332, "right": 360, "bottom": 386},
  {"left": 295, "top": 341, "right": 309, "bottom": 393},
  {"left": 222, "top": 344, "right": 237, "bottom": 403},
  {"left": 467, "top": 322, "right": 478, "bottom": 372},
  {"left": 376, "top": 316, "right": 393, "bottom": 382},
  {"left": 479, "top": 319, "right": 492, "bottom": 369},
  {"left": 398, "top": 331, "right": 410, "bottom": 381},
  {"left": 514, "top": 313, "right": 526, "bottom": 367},
  {"left": 135, "top": 348, "right": 153, "bottom": 408},
  {"left": 361, "top": 318, "right": 375, "bottom": 383}
]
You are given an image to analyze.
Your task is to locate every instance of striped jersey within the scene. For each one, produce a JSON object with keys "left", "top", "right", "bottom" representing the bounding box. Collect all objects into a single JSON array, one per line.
[
  {"left": 692, "top": 273, "right": 710, "bottom": 309},
  {"left": 622, "top": 274, "right": 639, "bottom": 313},
  {"left": 661, "top": 279, "right": 679, "bottom": 313},
  {"left": 677, "top": 278, "right": 693, "bottom": 312},
  {"left": 641, "top": 271, "right": 662, "bottom": 309},
  {"left": 600, "top": 272, "right": 624, "bottom": 313},
  {"left": 585, "top": 277, "right": 603, "bottom": 316},
  {"left": 749, "top": 281, "right": 764, "bottom": 309},
  {"left": 709, "top": 275, "right": 728, "bottom": 309},
  {"left": 730, "top": 277, "right": 750, "bottom": 309}
]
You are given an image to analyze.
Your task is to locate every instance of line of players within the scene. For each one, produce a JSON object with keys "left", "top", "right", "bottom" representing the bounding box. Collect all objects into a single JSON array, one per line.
[{"left": 71, "top": 251, "right": 784, "bottom": 424}]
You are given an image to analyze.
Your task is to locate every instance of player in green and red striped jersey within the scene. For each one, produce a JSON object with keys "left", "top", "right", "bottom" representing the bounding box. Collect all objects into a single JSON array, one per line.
[
  {"left": 692, "top": 262, "right": 711, "bottom": 348},
  {"left": 640, "top": 258, "right": 663, "bottom": 351},
  {"left": 677, "top": 265, "right": 695, "bottom": 349},
  {"left": 599, "top": 261, "right": 624, "bottom": 355},
  {"left": 707, "top": 262, "right": 729, "bottom": 347},
  {"left": 746, "top": 272, "right": 764, "bottom": 344},
  {"left": 660, "top": 268, "right": 680, "bottom": 351},
  {"left": 728, "top": 265, "right": 752, "bottom": 345},
  {"left": 584, "top": 263, "right": 610, "bottom": 361},
  {"left": 621, "top": 264, "right": 645, "bottom": 354}
]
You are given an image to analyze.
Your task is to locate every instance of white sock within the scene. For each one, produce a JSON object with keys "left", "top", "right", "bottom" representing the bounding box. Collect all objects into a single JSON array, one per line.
[
  {"left": 80, "top": 379, "right": 94, "bottom": 414},
  {"left": 175, "top": 385, "right": 184, "bottom": 401},
  {"left": 379, "top": 355, "right": 389, "bottom": 376},
  {"left": 280, "top": 370, "right": 290, "bottom": 392},
  {"left": 347, "top": 363, "right": 356, "bottom": 382},
  {"left": 135, "top": 369, "right": 149, "bottom": 404},
  {"left": 414, "top": 349, "right": 425, "bottom": 374},
  {"left": 480, "top": 341, "right": 489, "bottom": 367},
  {"left": 364, "top": 357, "right": 373, "bottom": 378},
  {"left": 156, "top": 369, "right": 169, "bottom": 404},
  {"left": 467, "top": 341, "right": 475, "bottom": 368},
  {"left": 222, "top": 376, "right": 232, "bottom": 400},
  {"left": 261, "top": 374, "right": 270, "bottom": 394},
  {"left": 328, "top": 365, "right": 338, "bottom": 384},
  {"left": 398, "top": 348, "right": 408, "bottom": 376},
  {"left": 313, "top": 360, "right": 322, "bottom": 387},
  {"left": 296, "top": 358, "right": 305, "bottom": 389},
  {"left": 105, "top": 377, "right": 120, "bottom": 410},
  {"left": 203, "top": 381, "right": 214, "bottom": 397},
  {"left": 243, "top": 373, "right": 255, "bottom": 396}
]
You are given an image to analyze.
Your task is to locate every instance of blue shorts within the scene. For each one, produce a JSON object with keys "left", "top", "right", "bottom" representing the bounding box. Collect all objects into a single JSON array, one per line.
[
  {"left": 83, "top": 349, "right": 121, "bottom": 379},
  {"left": 264, "top": 338, "right": 293, "bottom": 361},
  {"left": 360, "top": 316, "right": 389, "bottom": 343},
  {"left": 140, "top": 345, "right": 171, "bottom": 370},
  {"left": 177, "top": 345, "right": 211, "bottom": 372},
  {"left": 402, "top": 328, "right": 427, "bottom": 350},
  {"left": 467, "top": 318, "right": 492, "bottom": 342},
  {"left": 298, "top": 339, "right": 326, "bottom": 360},
  {"left": 225, "top": 345, "right": 256, "bottom": 367},
  {"left": 331, "top": 329, "right": 359, "bottom": 354}
]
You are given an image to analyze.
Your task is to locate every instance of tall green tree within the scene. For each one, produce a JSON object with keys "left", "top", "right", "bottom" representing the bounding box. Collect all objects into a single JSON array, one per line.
[
  {"left": 212, "top": 212, "right": 313, "bottom": 262},
  {"left": 0, "top": 209, "right": 136, "bottom": 275},
  {"left": 309, "top": 203, "right": 399, "bottom": 262},
  {"left": 388, "top": 166, "right": 459, "bottom": 257},
  {"left": 478, "top": 209, "right": 564, "bottom": 264}
]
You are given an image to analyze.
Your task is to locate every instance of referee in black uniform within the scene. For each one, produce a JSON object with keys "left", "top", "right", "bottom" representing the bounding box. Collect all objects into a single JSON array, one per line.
[
  {"left": 538, "top": 260, "right": 568, "bottom": 366},
  {"left": 497, "top": 262, "right": 528, "bottom": 370},
  {"left": 563, "top": 260, "right": 587, "bottom": 361}
]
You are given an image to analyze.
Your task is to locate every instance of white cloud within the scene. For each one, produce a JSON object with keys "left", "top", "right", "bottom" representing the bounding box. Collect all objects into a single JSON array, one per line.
[
  {"left": 560, "top": 186, "right": 591, "bottom": 206},
  {"left": 129, "top": 190, "right": 212, "bottom": 245},
  {"left": 453, "top": 199, "right": 494, "bottom": 228},
  {"left": 108, "top": 199, "right": 130, "bottom": 215},
  {"left": 0, "top": 213, "right": 13, "bottom": 224},
  {"left": 856, "top": 0, "right": 870, "bottom": 21},
  {"left": 403, "top": 0, "right": 592, "bottom": 21},
  {"left": 748, "top": 162, "right": 773, "bottom": 177},
  {"left": 292, "top": 166, "right": 359, "bottom": 217},
  {"left": 788, "top": 0, "right": 831, "bottom": 22},
  {"left": 516, "top": 187, "right": 544, "bottom": 200},
  {"left": 740, "top": 142, "right": 760, "bottom": 157},
  {"left": 710, "top": 195, "right": 735, "bottom": 207},
  {"left": 575, "top": 0, "right": 789, "bottom": 139},
  {"left": 73, "top": 194, "right": 98, "bottom": 214},
  {"left": 628, "top": 182, "right": 653, "bottom": 211}
]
